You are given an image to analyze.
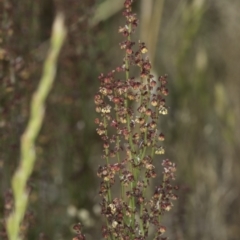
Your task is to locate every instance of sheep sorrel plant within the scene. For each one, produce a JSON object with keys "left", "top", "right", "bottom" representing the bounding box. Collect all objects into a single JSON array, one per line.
[{"left": 74, "top": 1, "right": 177, "bottom": 239}]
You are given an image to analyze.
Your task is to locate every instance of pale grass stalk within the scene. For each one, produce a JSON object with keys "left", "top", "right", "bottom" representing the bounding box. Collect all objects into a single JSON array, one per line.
[{"left": 6, "top": 14, "right": 66, "bottom": 240}]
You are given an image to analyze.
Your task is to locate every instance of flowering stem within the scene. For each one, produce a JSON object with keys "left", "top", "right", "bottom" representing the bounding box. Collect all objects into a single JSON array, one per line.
[{"left": 92, "top": 1, "right": 177, "bottom": 239}]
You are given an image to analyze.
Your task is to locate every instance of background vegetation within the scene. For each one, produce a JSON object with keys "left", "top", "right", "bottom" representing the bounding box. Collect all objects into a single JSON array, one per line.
[{"left": 0, "top": 0, "right": 240, "bottom": 239}]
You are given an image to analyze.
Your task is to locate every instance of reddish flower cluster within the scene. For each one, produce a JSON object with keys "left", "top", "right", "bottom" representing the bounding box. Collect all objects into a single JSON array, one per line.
[
  {"left": 94, "top": 0, "right": 177, "bottom": 239},
  {"left": 72, "top": 223, "right": 86, "bottom": 240},
  {"left": 74, "top": 0, "right": 177, "bottom": 239}
]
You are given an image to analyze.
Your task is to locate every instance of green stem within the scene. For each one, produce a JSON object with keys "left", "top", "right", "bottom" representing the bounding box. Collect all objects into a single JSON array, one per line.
[
  {"left": 6, "top": 14, "right": 66, "bottom": 240},
  {"left": 124, "top": 23, "right": 137, "bottom": 238}
]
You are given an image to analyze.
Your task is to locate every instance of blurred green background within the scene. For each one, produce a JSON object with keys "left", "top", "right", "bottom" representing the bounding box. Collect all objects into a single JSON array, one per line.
[{"left": 1, "top": 0, "right": 240, "bottom": 239}]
